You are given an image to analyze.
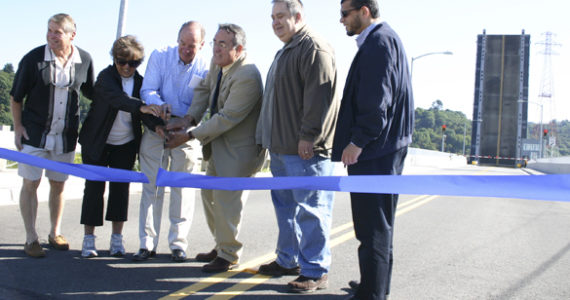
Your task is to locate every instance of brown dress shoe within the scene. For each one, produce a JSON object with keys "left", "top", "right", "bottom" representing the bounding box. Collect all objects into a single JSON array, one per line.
[
  {"left": 288, "top": 274, "right": 329, "bottom": 293},
  {"left": 24, "top": 240, "right": 46, "bottom": 258},
  {"left": 195, "top": 249, "right": 217, "bottom": 262},
  {"left": 48, "top": 235, "right": 69, "bottom": 251},
  {"left": 258, "top": 261, "right": 300, "bottom": 276},
  {"left": 201, "top": 257, "right": 236, "bottom": 273}
]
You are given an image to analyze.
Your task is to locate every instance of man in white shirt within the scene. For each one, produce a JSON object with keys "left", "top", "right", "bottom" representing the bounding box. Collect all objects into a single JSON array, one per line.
[{"left": 134, "top": 21, "right": 208, "bottom": 262}]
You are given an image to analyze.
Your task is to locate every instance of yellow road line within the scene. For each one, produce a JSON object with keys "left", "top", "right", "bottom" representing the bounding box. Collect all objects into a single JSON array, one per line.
[
  {"left": 398, "top": 195, "right": 430, "bottom": 209},
  {"left": 328, "top": 196, "right": 429, "bottom": 237},
  {"left": 205, "top": 229, "right": 359, "bottom": 300},
  {"left": 203, "top": 194, "right": 438, "bottom": 300},
  {"left": 205, "top": 274, "right": 272, "bottom": 300},
  {"left": 330, "top": 222, "right": 353, "bottom": 235},
  {"left": 396, "top": 195, "right": 438, "bottom": 216},
  {"left": 159, "top": 252, "right": 277, "bottom": 299}
]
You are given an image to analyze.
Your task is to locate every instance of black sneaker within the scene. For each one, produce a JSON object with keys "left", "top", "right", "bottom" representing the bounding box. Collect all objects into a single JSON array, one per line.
[
  {"left": 132, "top": 248, "right": 156, "bottom": 261},
  {"left": 171, "top": 249, "right": 187, "bottom": 262}
]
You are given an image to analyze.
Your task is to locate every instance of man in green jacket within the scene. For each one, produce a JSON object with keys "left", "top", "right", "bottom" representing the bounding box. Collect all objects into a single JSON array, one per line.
[{"left": 256, "top": 0, "right": 340, "bottom": 294}]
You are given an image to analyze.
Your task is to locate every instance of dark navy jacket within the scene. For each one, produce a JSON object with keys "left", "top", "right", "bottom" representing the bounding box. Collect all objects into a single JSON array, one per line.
[
  {"left": 332, "top": 22, "right": 414, "bottom": 162},
  {"left": 79, "top": 65, "right": 162, "bottom": 162}
]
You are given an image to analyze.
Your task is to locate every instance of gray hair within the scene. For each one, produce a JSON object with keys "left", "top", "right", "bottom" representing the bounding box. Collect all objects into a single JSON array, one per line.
[
  {"left": 178, "top": 21, "right": 206, "bottom": 41},
  {"left": 111, "top": 35, "right": 144, "bottom": 60},
  {"left": 272, "top": 0, "right": 304, "bottom": 17},
  {"left": 48, "top": 13, "right": 76, "bottom": 33},
  {"left": 218, "top": 23, "right": 247, "bottom": 49}
]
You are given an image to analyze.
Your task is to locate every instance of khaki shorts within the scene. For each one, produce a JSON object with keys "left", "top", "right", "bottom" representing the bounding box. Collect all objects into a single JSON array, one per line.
[{"left": 18, "top": 144, "right": 75, "bottom": 182}]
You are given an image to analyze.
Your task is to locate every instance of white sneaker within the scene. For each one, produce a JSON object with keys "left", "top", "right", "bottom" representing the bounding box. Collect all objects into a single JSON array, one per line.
[
  {"left": 110, "top": 234, "right": 125, "bottom": 257},
  {"left": 81, "top": 235, "right": 98, "bottom": 258}
]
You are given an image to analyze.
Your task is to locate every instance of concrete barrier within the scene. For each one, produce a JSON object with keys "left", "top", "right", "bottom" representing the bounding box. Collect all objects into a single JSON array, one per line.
[
  {"left": 406, "top": 148, "right": 467, "bottom": 168},
  {"left": 527, "top": 157, "right": 570, "bottom": 174}
]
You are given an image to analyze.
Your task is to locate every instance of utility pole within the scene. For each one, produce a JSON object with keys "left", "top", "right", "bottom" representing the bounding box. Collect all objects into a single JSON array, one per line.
[
  {"left": 462, "top": 121, "right": 467, "bottom": 156},
  {"left": 536, "top": 32, "right": 561, "bottom": 158},
  {"left": 441, "top": 125, "right": 446, "bottom": 152},
  {"left": 116, "top": 0, "right": 128, "bottom": 39}
]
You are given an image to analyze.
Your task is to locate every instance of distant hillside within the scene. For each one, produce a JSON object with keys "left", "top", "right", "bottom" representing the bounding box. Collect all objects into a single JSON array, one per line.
[
  {"left": 413, "top": 101, "right": 570, "bottom": 157},
  {"left": 412, "top": 103, "right": 471, "bottom": 155}
]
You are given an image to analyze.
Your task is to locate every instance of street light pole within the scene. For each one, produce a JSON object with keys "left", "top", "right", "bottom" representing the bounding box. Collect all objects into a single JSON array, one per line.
[
  {"left": 462, "top": 121, "right": 467, "bottom": 156},
  {"left": 116, "top": 0, "right": 129, "bottom": 39},
  {"left": 411, "top": 51, "right": 453, "bottom": 153},
  {"left": 539, "top": 103, "right": 544, "bottom": 158},
  {"left": 410, "top": 51, "right": 453, "bottom": 80}
]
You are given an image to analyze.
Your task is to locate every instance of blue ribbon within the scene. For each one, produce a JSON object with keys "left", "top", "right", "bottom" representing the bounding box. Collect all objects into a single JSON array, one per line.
[
  {"left": 0, "top": 147, "right": 148, "bottom": 183},
  {"left": 156, "top": 168, "right": 570, "bottom": 202},
  {"left": 2, "top": 147, "right": 569, "bottom": 202}
]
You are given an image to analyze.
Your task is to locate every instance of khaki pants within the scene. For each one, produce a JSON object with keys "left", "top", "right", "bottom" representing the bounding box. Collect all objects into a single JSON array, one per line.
[
  {"left": 201, "top": 155, "right": 249, "bottom": 263},
  {"left": 138, "top": 129, "right": 197, "bottom": 251}
]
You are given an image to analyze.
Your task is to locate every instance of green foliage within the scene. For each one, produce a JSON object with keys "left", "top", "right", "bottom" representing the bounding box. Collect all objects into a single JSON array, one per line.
[
  {"left": 556, "top": 120, "right": 570, "bottom": 156},
  {"left": 0, "top": 68, "right": 15, "bottom": 125},
  {"left": 412, "top": 106, "right": 471, "bottom": 154},
  {"left": 430, "top": 99, "right": 443, "bottom": 110},
  {"left": 79, "top": 93, "right": 92, "bottom": 124},
  {"left": 526, "top": 120, "right": 570, "bottom": 157},
  {"left": 3, "top": 63, "right": 14, "bottom": 74}
]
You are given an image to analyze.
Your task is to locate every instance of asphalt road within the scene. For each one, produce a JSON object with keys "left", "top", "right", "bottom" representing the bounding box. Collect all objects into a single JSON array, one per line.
[{"left": 0, "top": 164, "right": 569, "bottom": 299}]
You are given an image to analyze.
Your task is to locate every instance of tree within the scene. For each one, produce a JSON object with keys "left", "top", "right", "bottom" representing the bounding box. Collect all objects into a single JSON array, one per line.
[
  {"left": 412, "top": 101, "right": 472, "bottom": 155},
  {"left": 2, "top": 63, "right": 14, "bottom": 74},
  {"left": 415, "top": 108, "right": 435, "bottom": 128},
  {"left": 431, "top": 99, "right": 443, "bottom": 110},
  {"left": 0, "top": 69, "right": 15, "bottom": 125}
]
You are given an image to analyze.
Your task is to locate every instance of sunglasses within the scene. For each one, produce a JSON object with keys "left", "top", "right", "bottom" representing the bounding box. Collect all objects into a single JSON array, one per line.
[
  {"left": 341, "top": 7, "right": 360, "bottom": 18},
  {"left": 116, "top": 59, "right": 142, "bottom": 68}
]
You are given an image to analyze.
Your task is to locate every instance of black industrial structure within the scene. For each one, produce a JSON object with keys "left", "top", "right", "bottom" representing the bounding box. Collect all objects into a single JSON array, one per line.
[{"left": 470, "top": 30, "right": 530, "bottom": 167}]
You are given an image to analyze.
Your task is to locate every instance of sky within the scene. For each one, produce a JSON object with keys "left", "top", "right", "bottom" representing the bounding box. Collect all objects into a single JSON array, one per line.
[{"left": 1, "top": 0, "right": 569, "bottom": 123}]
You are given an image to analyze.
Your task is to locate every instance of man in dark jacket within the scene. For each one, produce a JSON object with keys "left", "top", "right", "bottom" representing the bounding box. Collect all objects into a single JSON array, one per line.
[
  {"left": 333, "top": 0, "right": 414, "bottom": 299},
  {"left": 10, "top": 13, "right": 95, "bottom": 258}
]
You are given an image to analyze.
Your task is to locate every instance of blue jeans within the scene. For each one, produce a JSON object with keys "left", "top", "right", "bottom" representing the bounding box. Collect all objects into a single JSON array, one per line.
[{"left": 269, "top": 152, "right": 335, "bottom": 278}]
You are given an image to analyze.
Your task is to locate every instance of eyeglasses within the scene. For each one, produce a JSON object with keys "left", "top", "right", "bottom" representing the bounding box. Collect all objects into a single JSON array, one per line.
[
  {"left": 116, "top": 59, "right": 142, "bottom": 68},
  {"left": 341, "top": 7, "right": 360, "bottom": 18},
  {"left": 210, "top": 40, "right": 232, "bottom": 50}
]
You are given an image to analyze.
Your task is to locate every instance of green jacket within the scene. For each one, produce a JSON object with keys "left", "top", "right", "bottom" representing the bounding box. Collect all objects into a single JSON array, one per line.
[{"left": 268, "top": 25, "right": 339, "bottom": 156}]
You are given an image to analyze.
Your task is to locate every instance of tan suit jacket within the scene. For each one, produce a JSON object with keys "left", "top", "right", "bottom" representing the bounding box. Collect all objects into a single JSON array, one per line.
[{"left": 187, "top": 54, "right": 266, "bottom": 177}]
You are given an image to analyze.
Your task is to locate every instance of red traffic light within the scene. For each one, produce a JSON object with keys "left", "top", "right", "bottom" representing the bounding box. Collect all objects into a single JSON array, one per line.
[
  {"left": 543, "top": 129, "right": 548, "bottom": 136},
  {"left": 442, "top": 125, "right": 446, "bottom": 132}
]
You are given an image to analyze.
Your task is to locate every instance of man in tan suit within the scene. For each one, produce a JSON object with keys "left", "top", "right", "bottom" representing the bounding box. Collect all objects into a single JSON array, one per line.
[{"left": 165, "top": 23, "right": 265, "bottom": 273}]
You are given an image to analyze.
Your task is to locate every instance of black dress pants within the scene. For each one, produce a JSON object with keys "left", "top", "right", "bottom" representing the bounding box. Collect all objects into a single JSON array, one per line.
[
  {"left": 80, "top": 140, "right": 137, "bottom": 226},
  {"left": 347, "top": 147, "right": 407, "bottom": 300}
]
